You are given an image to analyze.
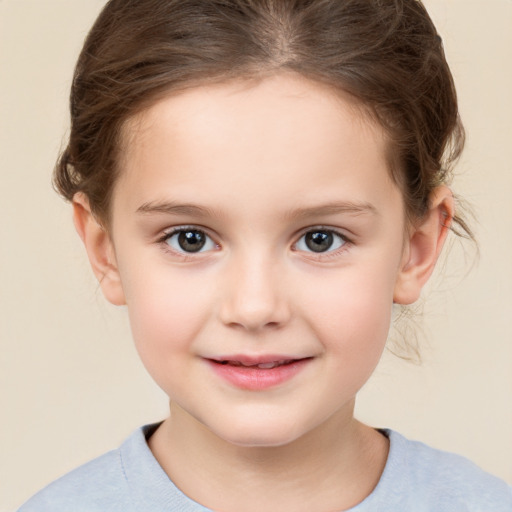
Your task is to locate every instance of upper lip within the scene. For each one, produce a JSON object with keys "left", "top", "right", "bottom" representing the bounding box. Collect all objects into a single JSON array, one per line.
[{"left": 208, "top": 354, "right": 310, "bottom": 365}]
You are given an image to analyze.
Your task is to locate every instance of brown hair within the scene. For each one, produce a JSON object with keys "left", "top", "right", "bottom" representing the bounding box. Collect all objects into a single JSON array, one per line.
[{"left": 54, "top": 0, "right": 470, "bottom": 237}]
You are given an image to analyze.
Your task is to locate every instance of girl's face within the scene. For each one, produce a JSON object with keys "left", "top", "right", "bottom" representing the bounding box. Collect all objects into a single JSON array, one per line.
[{"left": 106, "top": 73, "right": 410, "bottom": 446}]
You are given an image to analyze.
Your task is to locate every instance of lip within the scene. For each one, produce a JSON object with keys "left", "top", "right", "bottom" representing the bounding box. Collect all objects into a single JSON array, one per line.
[{"left": 206, "top": 355, "right": 313, "bottom": 390}]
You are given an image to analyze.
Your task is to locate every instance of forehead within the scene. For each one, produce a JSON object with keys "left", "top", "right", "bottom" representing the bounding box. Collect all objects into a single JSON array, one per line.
[
  {"left": 113, "top": 73, "right": 400, "bottom": 220},
  {"left": 121, "top": 73, "right": 383, "bottom": 161}
]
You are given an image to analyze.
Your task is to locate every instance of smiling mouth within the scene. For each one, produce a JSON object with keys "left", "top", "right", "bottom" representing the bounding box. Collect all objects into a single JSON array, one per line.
[
  {"left": 210, "top": 357, "right": 313, "bottom": 370},
  {"left": 207, "top": 357, "right": 312, "bottom": 389},
  {"left": 216, "top": 359, "right": 297, "bottom": 369}
]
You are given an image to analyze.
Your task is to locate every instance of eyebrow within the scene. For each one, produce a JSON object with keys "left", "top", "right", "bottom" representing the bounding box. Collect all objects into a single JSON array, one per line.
[
  {"left": 136, "top": 200, "right": 378, "bottom": 219},
  {"left": 136, "top": 201, "right": 217, "bottom": 218},
  {"left": 287, "top": 201, "right": 379, "bottom": 220}
]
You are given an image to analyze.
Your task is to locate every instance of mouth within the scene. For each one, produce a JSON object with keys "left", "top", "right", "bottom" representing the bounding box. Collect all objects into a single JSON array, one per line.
[
  {"left": 206, "top": 356, "right": 313, "bottom": 390},
  {"left": 213, "top": 359, "right": 299, "bottom": 369}
]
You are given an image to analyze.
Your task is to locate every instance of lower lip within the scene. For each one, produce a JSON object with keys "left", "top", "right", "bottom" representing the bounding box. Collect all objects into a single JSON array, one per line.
[{"left": 207, "top": 359, "right": 311, "bottom": 390}]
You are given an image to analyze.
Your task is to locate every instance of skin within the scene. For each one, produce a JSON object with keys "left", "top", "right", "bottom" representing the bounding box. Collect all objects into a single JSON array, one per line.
[{"left": 74, "top": 72, "right": 454, "bottom": 511}]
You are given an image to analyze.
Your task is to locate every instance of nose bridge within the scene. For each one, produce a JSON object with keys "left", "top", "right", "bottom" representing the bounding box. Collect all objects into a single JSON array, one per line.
[{"left": 219, "top": 247, "right": 289, "bottom": 331}]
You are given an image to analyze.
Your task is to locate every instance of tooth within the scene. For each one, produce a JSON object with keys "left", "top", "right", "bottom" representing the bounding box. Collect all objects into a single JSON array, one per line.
[
  {"left": 257, "top": 362, "right": 278, "bottom": 369},
  {"left": 223, "top": 359, "right": 296, "bottom": 369}
]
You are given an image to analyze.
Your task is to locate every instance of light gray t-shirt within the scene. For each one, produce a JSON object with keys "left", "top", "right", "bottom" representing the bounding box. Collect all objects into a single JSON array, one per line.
[{"left": 18, "top": 424, "right": 512, "bottom": 511}]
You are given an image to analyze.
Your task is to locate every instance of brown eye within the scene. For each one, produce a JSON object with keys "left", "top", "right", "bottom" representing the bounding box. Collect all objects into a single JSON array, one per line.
[
  {"left": 305, "top": 231, "right": 333, "bottom": 252},
  {"left": 166, "top": 229, "right": 215, "bottom": 253},
  {"left": 296, "top": 230, "right": 346, "bottom": 254}
]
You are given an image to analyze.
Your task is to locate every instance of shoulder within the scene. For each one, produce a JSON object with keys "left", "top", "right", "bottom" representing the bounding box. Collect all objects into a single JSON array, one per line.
[
  {"left": 17, "top": 423, "right": 212, "bottom": 512},
  {"left": 18, "top": 428, "right": 149, "bottom": 512},
  {"left": 382, "top": 429, "right": 512, "bottom": 511},
  {"left": 17, "top": 446, "right": 131, "bottom": 512}
]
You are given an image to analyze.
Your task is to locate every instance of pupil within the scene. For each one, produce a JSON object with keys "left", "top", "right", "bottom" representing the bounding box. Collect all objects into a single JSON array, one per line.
[
  {"left": 305, "top": 231, "right": 332, "bottom": 253},
  {"left": 178, "top": 230, "right": 205, "bottom": 252}
]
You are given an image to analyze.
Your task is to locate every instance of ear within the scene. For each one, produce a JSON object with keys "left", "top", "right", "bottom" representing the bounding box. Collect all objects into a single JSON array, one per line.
[
  {"left": 72, "top": 193, "right": 126, "bottom": 306},
  {"left": 393, "top": 186, "right": 454, "bottom": 305}
]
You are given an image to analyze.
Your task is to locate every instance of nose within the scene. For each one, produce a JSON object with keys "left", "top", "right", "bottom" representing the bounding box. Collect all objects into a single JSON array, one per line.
[{"left": 218, "top": 253, "right": 291, "bottom": 331}]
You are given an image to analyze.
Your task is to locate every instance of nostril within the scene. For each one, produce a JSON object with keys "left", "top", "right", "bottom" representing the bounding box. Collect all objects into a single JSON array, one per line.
[{"left": 224, "top": 319, "right": 283, "bottom": 331}]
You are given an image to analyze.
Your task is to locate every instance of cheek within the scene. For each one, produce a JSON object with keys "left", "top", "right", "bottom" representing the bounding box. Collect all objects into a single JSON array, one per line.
[
  {"left": 119, "top": 266, "right": 213, "bottom": 384},
  {"left": 303, "top": 277, "right": 393, "bottom": 398},
  {"left": 299, "top": 262, "right": 397, "bottom": 354}
]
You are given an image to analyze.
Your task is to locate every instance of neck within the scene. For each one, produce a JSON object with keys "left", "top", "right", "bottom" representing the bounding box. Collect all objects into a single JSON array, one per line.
[{"left": 148, "top": 402, "right": 389, "bottom": 512}]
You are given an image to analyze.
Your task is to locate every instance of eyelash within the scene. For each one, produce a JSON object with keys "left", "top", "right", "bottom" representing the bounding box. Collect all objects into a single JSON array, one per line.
[{"left": 156, "top": 225, "right": 352, "bottom": 259}]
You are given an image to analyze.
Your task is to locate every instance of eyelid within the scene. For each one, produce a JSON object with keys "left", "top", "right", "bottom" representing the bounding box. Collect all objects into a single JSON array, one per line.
[
  {"left": 294, "top": 225, "right": 351, "bottom": 242},
  {"left": 158, "top": 224, "right": 215, "bottom": 240}
]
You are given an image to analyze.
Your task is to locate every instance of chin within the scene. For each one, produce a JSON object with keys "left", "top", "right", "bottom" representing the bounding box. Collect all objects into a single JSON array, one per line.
[
  {"left": 210, "top": 415, "right": 308, "bottom": 448},
  {"left": 222, "top": 431, "right": 300, "bottom": 448}
]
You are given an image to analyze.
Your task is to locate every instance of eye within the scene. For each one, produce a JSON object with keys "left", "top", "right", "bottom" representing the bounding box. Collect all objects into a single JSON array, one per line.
[
  {"left": 295, "top": 229, "right": 347, "bottom": 253},
  {"left": 164, "top": 228, "right": 217, "bottom": 254}
]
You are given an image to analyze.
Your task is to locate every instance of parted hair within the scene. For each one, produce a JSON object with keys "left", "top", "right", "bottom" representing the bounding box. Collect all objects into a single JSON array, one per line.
[{"left": 55, "top": 0, "right": 469, "bottom": 237}]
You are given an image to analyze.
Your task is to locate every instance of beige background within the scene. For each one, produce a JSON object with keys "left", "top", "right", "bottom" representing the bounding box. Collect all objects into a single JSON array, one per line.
[{"left": 1, "top": 1, "right": 511, "bottom": 510}]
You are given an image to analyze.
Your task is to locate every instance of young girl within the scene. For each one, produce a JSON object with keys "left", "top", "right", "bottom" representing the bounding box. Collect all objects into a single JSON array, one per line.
[{"left": 18, "top": 0, "right": 511, "bottom": 510}]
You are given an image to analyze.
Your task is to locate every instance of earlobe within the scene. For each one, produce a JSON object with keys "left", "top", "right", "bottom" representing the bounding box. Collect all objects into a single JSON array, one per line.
[
  {"left": 72, "top": 193, "right": 126, "bottom": 306},
  {"left": 393, "top": 186, "right": 454, "bottom": 305}
]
